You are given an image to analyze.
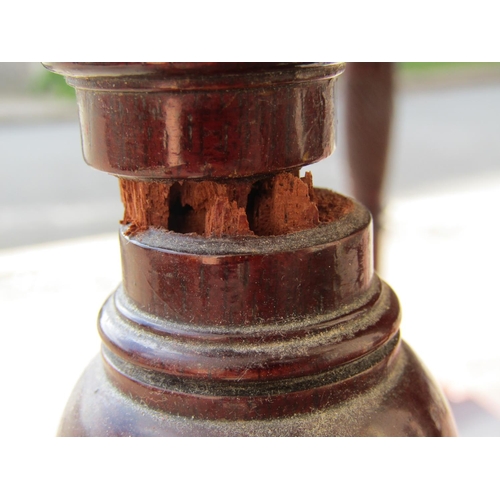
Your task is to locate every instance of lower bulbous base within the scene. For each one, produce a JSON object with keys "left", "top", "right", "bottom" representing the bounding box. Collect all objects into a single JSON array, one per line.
[
  {"left": 58, "top": 340, "right": 457, "bottom": 437},
  {"left": 58, "top": 194, "right": 457, "bottom": 437}
]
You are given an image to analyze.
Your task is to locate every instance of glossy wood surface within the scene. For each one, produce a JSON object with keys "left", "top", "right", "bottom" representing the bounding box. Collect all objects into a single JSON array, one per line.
[
  {"left": 58, "top": 194, "right": 456, "bottom": 435},
  {"left": 46, "top": 62, "right": 457, "bottom": 436},
  {"left": 45, "top": 63, "right": 344, "bottom": 180},
  {"left": 59, "top": 339, "right": 456, "bottom": 436},
  {"left": 120, "top": 194, "right": 371, "bottom": 326}
]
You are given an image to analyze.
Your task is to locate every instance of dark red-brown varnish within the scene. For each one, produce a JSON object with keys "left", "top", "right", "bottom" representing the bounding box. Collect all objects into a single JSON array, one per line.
[
  {"left": 57, "top": 191, "right": 457, "bottom": 436},
  {"left": 44, "top": 62, "right": 457, "bottom": 436}
]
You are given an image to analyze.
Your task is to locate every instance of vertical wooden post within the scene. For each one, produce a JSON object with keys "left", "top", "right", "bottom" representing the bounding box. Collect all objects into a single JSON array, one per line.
[
  {"left": 346, "top": 62, "right": 395, "bottom": 269},
  {"left": 44, "top": 62, "right": 456, "bottom": 436}
]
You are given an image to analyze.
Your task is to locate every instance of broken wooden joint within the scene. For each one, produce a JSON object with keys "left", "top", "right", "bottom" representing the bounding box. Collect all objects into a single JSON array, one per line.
[{"left": 119, "top": 171, "right": 347, "bottom": 237}]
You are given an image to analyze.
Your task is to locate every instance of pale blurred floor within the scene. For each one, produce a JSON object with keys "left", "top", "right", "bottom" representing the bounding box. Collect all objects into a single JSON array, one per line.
[
  {"left": 0, "top": 234, "right": 120, "bottom": 436},
  {"left": 382, "top": 173, "right": 500, "bottom": 436}
]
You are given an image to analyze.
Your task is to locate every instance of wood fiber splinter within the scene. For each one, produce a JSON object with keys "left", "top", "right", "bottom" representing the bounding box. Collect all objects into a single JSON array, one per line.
[{"left": 120, "top": 171, "right": 345, "bottom": 237}]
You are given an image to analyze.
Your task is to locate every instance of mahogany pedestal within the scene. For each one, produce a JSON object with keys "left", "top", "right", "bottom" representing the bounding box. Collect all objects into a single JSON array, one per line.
[{"left": 45, "top": 62, "right": 457, "bottom": 436}]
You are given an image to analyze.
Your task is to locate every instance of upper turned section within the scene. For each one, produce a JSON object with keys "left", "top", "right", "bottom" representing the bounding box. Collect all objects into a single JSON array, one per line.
[{"left": 42, "top": 62, "right": 345, "bottom": 180}]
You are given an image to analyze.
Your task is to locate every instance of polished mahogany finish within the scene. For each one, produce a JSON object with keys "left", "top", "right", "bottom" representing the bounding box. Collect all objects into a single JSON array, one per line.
[
  {"left": 46, "top": 62, "right": 457, "bottom": 436},
  {"left": 44, "top": 63, "right": 342, "bottom": 180}
]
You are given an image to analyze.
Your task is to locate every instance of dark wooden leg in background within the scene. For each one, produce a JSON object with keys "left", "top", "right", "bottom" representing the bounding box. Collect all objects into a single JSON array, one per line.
[{"left": 346, "top": 62, "right": 394, "bottom": 269}]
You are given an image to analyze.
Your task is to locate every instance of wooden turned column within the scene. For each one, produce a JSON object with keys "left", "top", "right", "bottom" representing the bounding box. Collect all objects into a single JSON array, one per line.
[{"left": 44, "top": 62, "right": 456, "bottom": 436}]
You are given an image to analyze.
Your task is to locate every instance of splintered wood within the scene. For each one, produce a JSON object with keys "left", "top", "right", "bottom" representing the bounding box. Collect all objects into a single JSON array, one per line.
[
  {"left": 248, "top": 171, "right": 319, "bottom": 236},
  {"left": 119, "top": 171, "right": 332, "bottom": 237},
  {"left": 120, "top": 181, "right": 171, "bottom": 234}
]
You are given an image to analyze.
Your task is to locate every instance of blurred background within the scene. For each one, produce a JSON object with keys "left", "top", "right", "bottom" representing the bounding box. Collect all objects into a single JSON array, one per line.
[{"left": 1, "top": 62, "right": 499, "bottom": 436}]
